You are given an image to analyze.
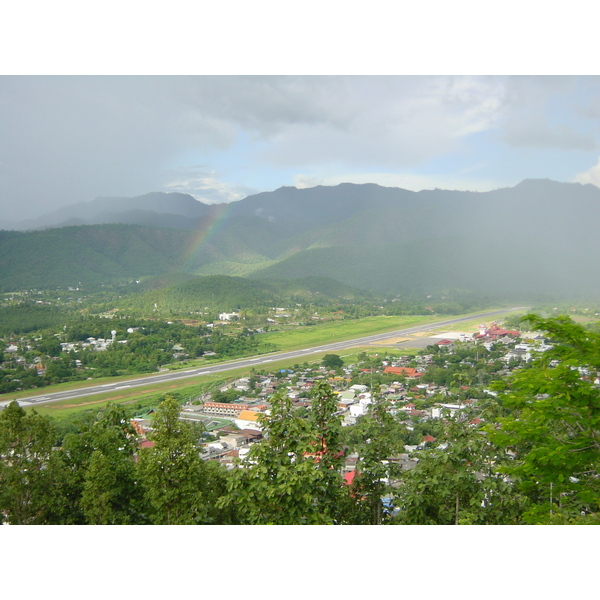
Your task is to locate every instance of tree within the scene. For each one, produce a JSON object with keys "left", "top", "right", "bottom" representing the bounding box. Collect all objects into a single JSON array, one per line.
[
  {"left": 81, "top": 447, "right": 141, "bottom": 524},
  {"left": 345, "top": 389, "right": 407, "bottom": 524},
  {"left": 395, "top": 413, "right": 523, "bottom": 525},
  {"left": 219, "top": 383, "right": 352, "bottom": 524},
  {"left": 486, "top": 314, "right": 600, "bottom": 523},
  {"left": 55, "top": 403, "right": 143, "bottom": 524},
  {"left": 79, "top": 405, "right": 143, "bottom": 525},
  {"left": 322, "top": 354, "right": 344, "bottom": 370},
  {"left": 0, "top": 401, "right": 59, "bottom": 524},
  {"left": 136, "top": 395, "right": 209, "bottom": 524},
  {"left": 305, "top": 381, "right": 352, "bottom": 520}
]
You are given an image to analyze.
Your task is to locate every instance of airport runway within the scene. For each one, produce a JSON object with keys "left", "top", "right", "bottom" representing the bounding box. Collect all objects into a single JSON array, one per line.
[{"left": 1, "top": 307, "right": 528, "bottom": 407}]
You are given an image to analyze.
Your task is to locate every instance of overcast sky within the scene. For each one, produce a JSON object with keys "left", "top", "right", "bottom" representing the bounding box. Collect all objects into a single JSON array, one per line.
[{"left": 2, "top": 75, "right": 600, "bottom": 222}]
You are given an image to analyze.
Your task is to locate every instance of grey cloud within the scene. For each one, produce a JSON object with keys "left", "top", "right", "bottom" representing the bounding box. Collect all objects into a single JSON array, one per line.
[
  {"left": 254, "top": 76, "right": 506, "bottom": 168},
  {"left": 2, "top": 75, "right": 600, "bottom": 221},
  {"left": 500, "top": 76, "right": 579, "bottom": 109},
  {"left": 502, "top": 114, "right": 597, "bottom": 151},
  {"left": 0, "top": 77, "right": 239, "bottom": 219},
  {"left": 497, "top": 77, "right": 600, "bottom": 151}
]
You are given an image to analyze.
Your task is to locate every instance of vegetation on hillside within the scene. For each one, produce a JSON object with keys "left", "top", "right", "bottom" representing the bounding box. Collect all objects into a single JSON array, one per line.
[{"left": 4, "top": 179, "right": 600, "bottom": 299}]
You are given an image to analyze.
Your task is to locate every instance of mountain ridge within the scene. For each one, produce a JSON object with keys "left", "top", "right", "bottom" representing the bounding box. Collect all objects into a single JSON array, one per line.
[{"left": 1, "top": 179, "right": 599, "bottom": 299}]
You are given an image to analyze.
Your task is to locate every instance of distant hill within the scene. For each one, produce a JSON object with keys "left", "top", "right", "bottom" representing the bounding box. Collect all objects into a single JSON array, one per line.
[
  {"left": 2, "top": 179, "right": 600, "bottom": 299},
  {"left": 12, "top": 192, "right": 212, "bottom": 231},
  {"left": 0, "top": 224, "right": 189, "bottom": 291}
]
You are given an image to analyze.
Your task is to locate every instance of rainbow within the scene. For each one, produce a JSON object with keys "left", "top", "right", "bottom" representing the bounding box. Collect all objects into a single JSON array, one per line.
[{"left": 181, "top": 202, "right": 235, "bottom": 272}]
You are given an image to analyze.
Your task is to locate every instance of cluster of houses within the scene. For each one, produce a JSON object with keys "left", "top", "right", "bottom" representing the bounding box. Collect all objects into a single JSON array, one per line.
[
  {"left": 127, "top": 320, "right": 567, "bottom": 473},
  {"left": 60, "top": 333, "right": 120, "bottom": 354},
  {"left": 3, "top": 344, "right": 48, "bottom": 376},
  {"left": 130, "top": 366, "right": 476, "bottom": 472}
]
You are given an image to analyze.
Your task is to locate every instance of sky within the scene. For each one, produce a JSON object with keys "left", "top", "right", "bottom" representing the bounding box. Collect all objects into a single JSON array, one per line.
[
  {"left": 2, "top": 75, "right": 600, "bottom": 223},
  {"left": 1, "top": 2, "right": 599, "bottom": 229}
]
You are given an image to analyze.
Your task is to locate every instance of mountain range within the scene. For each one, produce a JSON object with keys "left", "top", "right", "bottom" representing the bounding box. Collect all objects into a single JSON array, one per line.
[{"left": 1, "top": 179, "right": 599, "bottom": 299}]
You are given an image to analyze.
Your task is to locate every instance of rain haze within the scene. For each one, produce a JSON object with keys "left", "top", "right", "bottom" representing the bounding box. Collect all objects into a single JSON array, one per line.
[{"left": 2, "top": 75, "right": 600, "bottom": 224}]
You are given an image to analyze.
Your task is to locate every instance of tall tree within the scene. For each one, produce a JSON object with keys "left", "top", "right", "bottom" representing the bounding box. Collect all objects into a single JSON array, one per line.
[
  {"left": 219, "top": 383, "right": 351, "bottom": 524},
  {"left": 53, "top": 403, "right": 143, "bottom": 524},
  {"left": 395, "top": 412, "right": 523, "bottom": 525},
  {"left": 346, "top": 389, "right": 407, "bottom": 524},
  {"left": 0, "top": 401, "right": 59, "bottom": 524},
  {"left": 487, "top": 314, "right": 600, "bottom": 523},
  {"left": 136, "top": 395, "right": 208, "bottom": 524}
]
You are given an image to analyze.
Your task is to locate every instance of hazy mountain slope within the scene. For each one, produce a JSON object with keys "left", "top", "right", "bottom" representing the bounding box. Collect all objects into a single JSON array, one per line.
[
  {"left": 182, "top": 215, "right": 292, "bottom": 269},
  {"left": 12, "top": 192, "right": 211, "bottom": 231},
  {"left": 248, "top": 239, "right": 465, "bottom": 295},
  {"left": 2, "top": 179, "right": 600, "bottom": 299},
  {"left": 226, "top": 183, "right": 416, "bottom": 235},
  {"left": 0, "top": 225, "right": 190, "bottom": 291}
]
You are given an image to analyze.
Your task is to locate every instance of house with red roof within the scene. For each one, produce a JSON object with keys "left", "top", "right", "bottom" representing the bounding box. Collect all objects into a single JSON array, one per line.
[
  {"left": 436, "top": 339, "right": 454, "bottom": 347},
  {"left": 383, "top": 366, "right": 423, "bottom": 378},
  {"left": 475, "top": 323, "right": 520, "bottom": 341}
]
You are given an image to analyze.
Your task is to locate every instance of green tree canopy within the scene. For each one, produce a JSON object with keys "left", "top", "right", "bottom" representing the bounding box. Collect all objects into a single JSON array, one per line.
[
  {"left": 346, "top": 389, "right": 408, "bottom": 524},
  {"left": 487, "top": 314, "right": 600, "bottom": 523},
  {"left": 395, "top": 413, "right": 524, "bottom": 525},
  {"left": 137, "top": 395, "right": 210, "bottom": 524},
  {"left": 322, "top": 354, "right": 344, "bottom": 370},
  {"left": 0, "top": 401, "right": 59, "bottom": 524},
  {"left": 53, "top": 403, "right": 143, "bottom": 524},
  {"left": 219, "top": 383, "right": 352, "bottom": 524}
]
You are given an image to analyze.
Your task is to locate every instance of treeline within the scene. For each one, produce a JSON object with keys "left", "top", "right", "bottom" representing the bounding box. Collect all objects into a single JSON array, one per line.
[
  {"left": 116, "top": 274, "right": 377, "bottom": 317},
  {"left": 0, "top": 397, "right": 230, "bottom": 524},
  {"left": 0, "top": 303, "right": 74, "bottom": 336},
  {"left": 118, "top": 275, "right": 279, "bottom": 316}
]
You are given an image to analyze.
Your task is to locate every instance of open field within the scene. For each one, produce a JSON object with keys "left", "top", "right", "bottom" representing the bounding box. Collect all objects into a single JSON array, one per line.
[{"left": 258, "top": 313, "right": 491, "bottom": 352}]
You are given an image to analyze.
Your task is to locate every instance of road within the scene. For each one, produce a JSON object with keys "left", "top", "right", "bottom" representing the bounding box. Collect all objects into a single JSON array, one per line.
[{"left": 1, "top": 307, "right": 528, "bottom": 408}]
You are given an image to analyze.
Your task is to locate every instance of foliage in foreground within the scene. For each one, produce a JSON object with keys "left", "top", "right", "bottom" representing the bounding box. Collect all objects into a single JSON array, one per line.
[{"left": 2, "top": 314, "right": 600, "bottom": 524}]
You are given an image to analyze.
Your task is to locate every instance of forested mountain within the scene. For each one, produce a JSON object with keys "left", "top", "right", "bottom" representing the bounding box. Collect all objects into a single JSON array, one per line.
[
  {"left": 2, "top": 179, "right": 599, "bottom": 299},
  {"left": 0, "top": 225, "right": 189, "bottom": 291}
]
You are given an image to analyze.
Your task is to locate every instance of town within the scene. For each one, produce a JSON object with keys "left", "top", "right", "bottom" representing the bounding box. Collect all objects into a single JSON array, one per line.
[{"left": 156, "top": 320, "right": 550, "bottom": 468}]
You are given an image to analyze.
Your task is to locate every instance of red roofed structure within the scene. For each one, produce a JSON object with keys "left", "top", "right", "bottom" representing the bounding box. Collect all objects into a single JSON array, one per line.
[
  {"left": 383, "top": 366, "right": 422, "bottom": 378},
  {"left": 475, "top": 323, "right": 520, "bottom": 340}
]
